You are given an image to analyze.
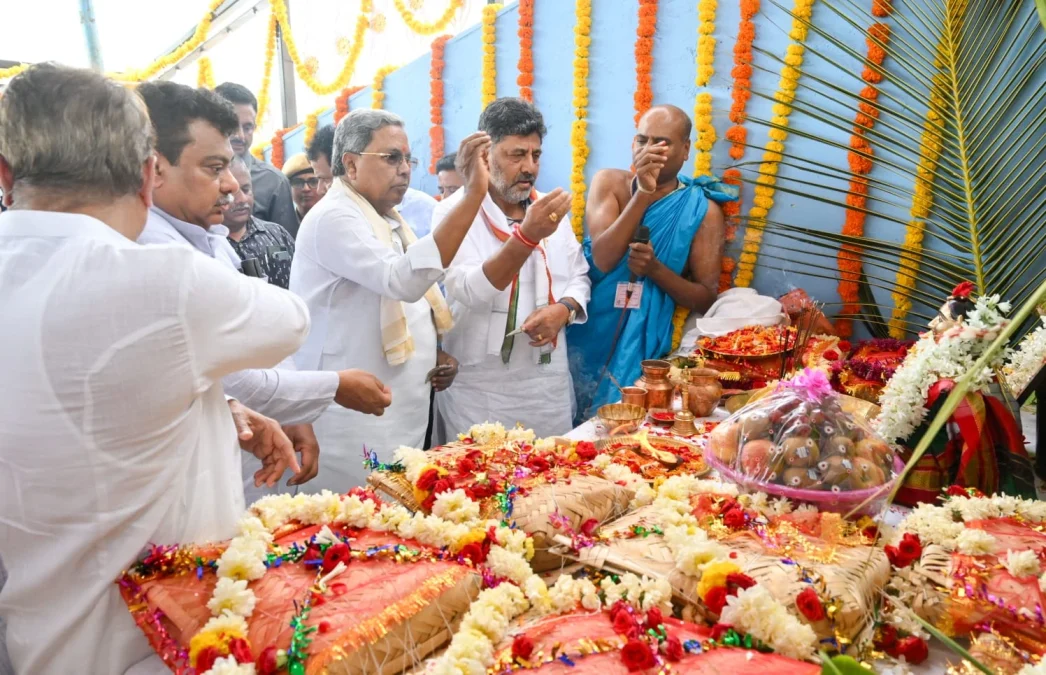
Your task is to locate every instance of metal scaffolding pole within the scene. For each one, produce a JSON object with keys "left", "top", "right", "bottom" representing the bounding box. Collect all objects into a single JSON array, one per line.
[
  {"left": 276, "top": 0, "right": 298, "bottom": 128},
  {"left": 79, "top": 0, "right": 104, "bottom": 72}
]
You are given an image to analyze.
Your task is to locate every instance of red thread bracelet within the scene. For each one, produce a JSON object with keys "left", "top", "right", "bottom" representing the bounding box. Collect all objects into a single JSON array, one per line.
[{"left": 512, "top": 224, "right": 539, "bottom": 249}]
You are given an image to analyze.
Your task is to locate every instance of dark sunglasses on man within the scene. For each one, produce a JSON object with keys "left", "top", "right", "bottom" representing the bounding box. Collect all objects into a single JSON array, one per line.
[{"left": 291, "top": 176, "right": 320, "bottom": 190}]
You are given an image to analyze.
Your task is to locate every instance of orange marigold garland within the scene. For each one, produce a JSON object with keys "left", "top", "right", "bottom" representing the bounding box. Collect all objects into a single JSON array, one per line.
[
  {"left": 334, "top": 85, "right": 366, "bottom": 124},
  {"left": 429, "top": 35, "right": 452, "bottom": 174},
  {"left": 517, "top": 0, "right": 535, "bottom": 102},
  {"left": 633, "top": 0, "right": 659, "bottom": 125},
  {"left": 836, "top": 7, "right": 893, "bottom": 337},
  {"left": 270, "top": 128, "right": 290, "bottom": 169},
  {"left": 724, "top": 0, "right": 759, "bottom": 160}
]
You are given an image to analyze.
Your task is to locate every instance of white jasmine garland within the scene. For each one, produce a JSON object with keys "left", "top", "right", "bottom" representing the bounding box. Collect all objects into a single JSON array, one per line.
[
  {"left": 394, "top": 446, "right": 429, "bottom": 483},
  {"left": 467, "top": 421, "right": 507, "bottom": 445},
  {"left": 719, "top": 586, "right": 818, "bottom": 661},
  {"left": 207, "top": 578, "right": 257, "bottom": 618},
  {"left": 1005, "top": 550, "right": 1041, "bottom": 578},
  {"left": 895, "top": 494, "right": 1046, "bottom": 552},
  {"left": 1018, "top": 660, "right": 1046, "bottom": 675},
  {"left": 205, "top": 656, "right": 257, "bottom": 675},
  {"left": 955, "top": 529, "right": 996, "bottom": 555},
  {"left": 506, "top": 426, "right": 537, "bottom": 443},
  {"left": 1005, "top": 317, "right": 1046, "bottom": 396},
  {"left": 432, "top": 489, "right": 480, "bottom": 524}
]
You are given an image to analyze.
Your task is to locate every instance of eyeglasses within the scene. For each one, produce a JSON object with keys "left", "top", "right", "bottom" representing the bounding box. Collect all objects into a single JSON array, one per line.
[
  {"left": 291, "top": 177, "right": 320, "bottom": 189},
  {"left": 356, "top": 151, "right": 419, "bottom": 169}
]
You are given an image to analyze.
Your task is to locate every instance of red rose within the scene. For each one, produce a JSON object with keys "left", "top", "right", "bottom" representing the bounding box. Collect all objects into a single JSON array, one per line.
[
  {"left": 795, "top": 587, "right": 825, "bottom": 622},
  {"left": 838, "top": 340, "right": 853, "bottom": 353},
  {"left": 613, "top": 607, "right": 638, "bottom": 635},
  {"left": 580, "top": 518, "right": 600, "bottom": 537},
  {"left": 663, "top": 636, "right": 684, "bottom": 662},
  {"left": 460, "top": 541, "right": 490, "bottom": 566},
  {"left": 823, "top": 349, "right": 841, "bottom": 361},
  {"left": 620, "top": 638, "right": 657, "bottom": 672},
  {"left": 705, "top": 586, "right": 728, "bottom": 614},
  {"left": 432, "top": 477, "right": 454, "bottom": 495},
  {"left": 875, "top": 624, "right": 899, "bottom": 655},
  {"left": 416, "top": 468, "right": 441, "bottom": 492},
  {"left": 321, "top": 542, "right": 351, "bottom": 573},
  {"left": 458, "top": 457, "right": 478, "bottom": 474},
  {"left": 709, "top": 623, "right": 734, "bottom": 641},
  {"left": 526, "top": 455, "right": 551, "bottom": 473},
  {"left": 952, "top": 281, "right": 975, "bottom": 299},
  {"left": 898, "top": 533, "right": 922, "bottom": 561},
  {"left": 718, "top": 497, "right": 740, "bottom": 515},
  {"left": 862, "top": 524, "right": 880, "bottom": 541},
  {"left": 256, "top": 646, "right": 280, "bottom": 675},
  {"left": 466, "top": 482, "right": 496, "bottom": 500},
  {"left": 896, "top": 636, "right": 929, "bottom": 664},
  {"left": 722, "top": 508, "right": 746, "bottom": 529},
  {"left": 725, "top": 572, "right": 757, "bottom": 591},
  {"left": 945, "top": 485, "right": 968, "bottom": 498},
  {"left": 609, "top": 600, "right": 631, "bottom": 625},
  {"left": 575, "top": 441, "right": 597, "bottom": 461},
  {"left": 195, "top": 646, "right": 222, "bottom": 673},
  {"left": 227, "top": 638, "right": 253, "bottom": 664},
  {"left": 421, "top": 492, "right": 437, "bottom": 511},
  {"left": 645, "top": 607, "right": 664, "bottom": 631},
  {"left": 511, "top": 634, "right": 535, "bottom": 661},
  {"left": 885, "top": 545, "right": 914, "bottom": 569}
]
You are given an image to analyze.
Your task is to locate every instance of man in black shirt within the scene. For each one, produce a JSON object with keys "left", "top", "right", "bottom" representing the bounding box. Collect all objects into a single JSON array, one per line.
[{"left": 224, "top": 157, "right": 295, "bottom": 288}]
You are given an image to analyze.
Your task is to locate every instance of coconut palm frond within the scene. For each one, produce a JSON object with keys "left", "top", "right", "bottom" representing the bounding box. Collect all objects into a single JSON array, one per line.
[{"left": 730, "top": 0, "right": 1046, "bottom": 337}]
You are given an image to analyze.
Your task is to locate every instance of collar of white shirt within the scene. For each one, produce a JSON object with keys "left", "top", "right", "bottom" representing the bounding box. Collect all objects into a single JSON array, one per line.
[
  {"left": 149, "top": 207, "right": 241, "bottom": 270},
  {"left": 0, "top": 209, "right": 134, "bottom": 246}
]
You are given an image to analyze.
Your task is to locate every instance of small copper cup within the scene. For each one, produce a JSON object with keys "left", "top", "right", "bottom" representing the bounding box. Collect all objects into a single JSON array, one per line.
[{"left": 620, "top": 386, "right": 648, "bottom": 408}]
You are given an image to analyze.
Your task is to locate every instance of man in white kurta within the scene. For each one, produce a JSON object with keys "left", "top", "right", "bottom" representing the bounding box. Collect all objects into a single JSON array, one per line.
[
  {"left": 434, "top": 98, "right": 591, "bottom": 438},
  {"left": 292, "top": 110, "right": 489, "bottom": 491},
  {"left": 0, "top": 64, "right": 309, "bottom": 675}
]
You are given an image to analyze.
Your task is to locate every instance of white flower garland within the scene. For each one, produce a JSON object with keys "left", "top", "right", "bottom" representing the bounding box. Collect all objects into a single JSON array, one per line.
[
  {"left": 649, "top": 476, "right": 818, "bottom": 661},
  {"left": 1005, "top": 316, "right": 1046, "bottom": 396},
  {"left": 874, "top": 294, "right": 1012, "bottom": 444},
  {"left": 894, "top": 493, "right": 1046, "bottom": 552}
]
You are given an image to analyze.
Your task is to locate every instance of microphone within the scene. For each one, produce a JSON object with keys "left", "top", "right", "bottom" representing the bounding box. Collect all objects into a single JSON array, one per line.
[{"left": 629, "top": 225, "right": 651, "bottom": 284}]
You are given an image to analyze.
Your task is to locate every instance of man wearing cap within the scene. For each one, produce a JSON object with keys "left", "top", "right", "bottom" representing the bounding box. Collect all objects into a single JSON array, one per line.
[{"left": 283, "top": 152, "right": 321, "bottom": 223}]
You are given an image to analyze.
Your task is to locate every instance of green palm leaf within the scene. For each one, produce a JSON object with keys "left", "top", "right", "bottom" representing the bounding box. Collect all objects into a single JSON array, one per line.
[{"left": 728, "top": 0, "right": 1046, "bottom": 338}]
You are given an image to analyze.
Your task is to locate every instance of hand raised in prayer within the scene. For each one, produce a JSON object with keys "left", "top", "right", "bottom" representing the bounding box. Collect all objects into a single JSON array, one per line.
[
  {"left": 455, "top": 132, "right": 492, "bottom": 196},
  {"left": 634, "top": 141, "right": 668, "bottom": 194},
  {"left": 335, "top": 369, "right": 393, "bottom": 416},
  {"left": 627, "top": 241, "right": 661, "bottom": 278},
  {"left": 431, "top": 350, "right": 459, "bottom": 392},
  {"left": 521, "top": 303, "right": 571, "bottom": 348},
  {"left": 284, "top": 423, "right": 320, "bottom": 486},
  {"left": 520, "top": 188, "right": 572, "bottom": 242},
  {"left": 228, "top": 399, "right": 301, "bottom": 488}
]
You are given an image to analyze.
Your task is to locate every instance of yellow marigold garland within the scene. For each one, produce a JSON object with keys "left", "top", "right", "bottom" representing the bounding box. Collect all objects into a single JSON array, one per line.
[
  {"left": 371, "top": 65, "right": 399, "bottom": 109},
  {"left": 481, "top": 4, "right": 502, "bottom": 109},
  {"left": 270, "top": 0, "right": 371, "bottom": 96},
  {"left": 196, "top": 57, "right": 215, "bottom": 89},
  {"left": 393, "top": 0, "right": 464, "bottom": 36},
  {"left": 303, "top": 107, "right": 325, "bottom": 147},
  {"left": 734, "top": 0, "right": 816, "bottom": 288},
  {"left": 255, "top": 11, "right": 279, "bottom": 129},
  {"left": 692, "top": 0, "right": 718, "bottom": 178},
  {"left": 569, "top": 0, "right": 593, "bottom": 242}
]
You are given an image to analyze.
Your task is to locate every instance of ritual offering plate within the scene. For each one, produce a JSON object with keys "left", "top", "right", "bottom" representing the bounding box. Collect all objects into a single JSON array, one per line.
[
  {"left": 704, "top": 369, "right": 900, "bottom": 514},
  {"left": 367, "top": 423, "right": 635, "bottom": 571},
  {"left": 647, "top": 408, "right": 676, "bottom": 427},
  {"left": 595, "top": 431, "right": 710, "bottom": 478},
  {"left": 883, "top": 490, "right": 1046, "bottom": 662},
  {"left": 830, "top": 338, "right": 914, "bottom": 404},
  {"left": 119, "top": 490, "right": 482, "bottom": 675},
  {"left": 555, "top": 480, "right": 890, "bottom": 648},
  {"left": 697, "top": 325, "right": 797, "bottom": 358}
]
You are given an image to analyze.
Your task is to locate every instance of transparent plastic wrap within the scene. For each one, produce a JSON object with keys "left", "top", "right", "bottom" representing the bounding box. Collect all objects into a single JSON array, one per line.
[{"left": 704, "top": 369, "right": 901, "bottom": 513}]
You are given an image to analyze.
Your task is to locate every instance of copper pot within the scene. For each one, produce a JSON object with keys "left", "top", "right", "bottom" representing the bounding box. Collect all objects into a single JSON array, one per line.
[
  {"left": 620, "top": 386, "right": 648, "bottom": 408},
  {"left": 687, "top": 367, "right": 723, "bottom": 418},
  {"left": 635, "top": 359, "right": 674, "bottom": 409}
]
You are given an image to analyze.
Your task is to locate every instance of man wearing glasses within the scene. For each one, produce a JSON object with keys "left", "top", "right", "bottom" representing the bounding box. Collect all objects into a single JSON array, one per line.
[
  {"left": 283, "top": 152, "right": 322, "bottom": 222},
  {"left": 290, "top": 109, "right": 493, "bottom": 491}
]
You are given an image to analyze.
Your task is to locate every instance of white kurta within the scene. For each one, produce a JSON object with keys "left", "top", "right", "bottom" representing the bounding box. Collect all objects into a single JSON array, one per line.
[
  {"left": 0, "top": 210, "right": 309, "bottom": 675},
  {"left": 433, "top": 189, "right": 592, "bottom": 439},
  {"left": 291, "top": 186, "right": 445, "bottom": 492}
]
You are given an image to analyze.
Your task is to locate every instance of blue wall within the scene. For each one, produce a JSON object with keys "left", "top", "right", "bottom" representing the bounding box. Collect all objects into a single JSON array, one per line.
[{"left": 270, "top": 0, "right": 978, "bottom": 334}]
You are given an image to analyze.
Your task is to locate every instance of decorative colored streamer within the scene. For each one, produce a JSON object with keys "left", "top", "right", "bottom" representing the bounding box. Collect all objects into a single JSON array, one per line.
[
  {"left": 633, "top": 0, "right": 659, "bottom": 125},
  {"left": 569, "top": 0, "right": 593, "bottom": 242},
  {"left": 481, "top": 4, "right": 502, "bottom": 109},
  {"left": 724, "top": 0, "right": 760, "bottom": 160},
  {"left": 692, "top": 0, "right": 718, "bottom": 178},
  {"left": 836, "top": 7, "right": 893, "bottom": 337},
  {"left": 196, "top": 56, "right": 215, "bottom": 89},
  {"left": 269, "top": 0, "right": 371, "bottom": 96},
  {"left": 392, "top": 0, "right": 464, "bottom": 36},
  {"left": 371, "top": 65, "right": 398, "bottom": 109},
  {"left": 734, "top": 0, "right": 817, "bottom": 288},
  {"left": 517, "top": 0, "right": 535, "bottom": 102},
  {"left": 429, "top": 35, "right": 452, "bottom": 174}
]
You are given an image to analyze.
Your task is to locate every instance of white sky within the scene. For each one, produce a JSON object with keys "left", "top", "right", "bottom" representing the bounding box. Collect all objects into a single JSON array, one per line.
[{"left": 2, "top": 0, "right": 487, "bottom": 141}]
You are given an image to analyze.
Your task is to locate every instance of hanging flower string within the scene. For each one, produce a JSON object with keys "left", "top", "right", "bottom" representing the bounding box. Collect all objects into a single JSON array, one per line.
[
  {"left": 428, "top": 35, "right": 452, "bottom": 173},
  {"left": 303, "top": 107, "right": 325, "bottom": 148},
  {"left": 836, "top": 7, "right": 892, "bottom": 337},
  {"left": 633, "top": 0, "right": 659, "bottom": 125},
  {"left": 392, "top": 0, "right": 464, "bottom": 36},
  {"left": 481, "top": 4, "right": 503, "bottom": 109},
  {"left": 371, "top": 64, "right": 399, "bottom": 109},
  {"left": 724, "top": 0, "right": 759, "bottom": 160},
  {"left": 269, "top": 0, "right": 371, "bottom": 96},
  {"left": 734, "top": 0, "right": 817, "bottom": 288},
  {"left": 517, "top": 0, "right": 535, "bottom": 103},
  {"left": 270, "top": 127, "right": 292, "bottom": 170},
  {"left": 692, "top": 0, "right": 718, "bottom": 178},
  {"left": 569, "top": 0, "right": 593, "bottom": 242},
  {"left": 718, "top": 169, "right": 742, "bottom": 293},
  {"left": 255, "top": 11, "right": 279, "bottom": 129},
  {"left": 334, "top": 85, "right": 365, "bottom": 125},
  {"left": 196, "top": 56, "right": 216, "bottom": 89}
]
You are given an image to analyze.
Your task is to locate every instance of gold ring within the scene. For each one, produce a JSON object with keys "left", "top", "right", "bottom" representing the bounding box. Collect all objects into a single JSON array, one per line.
[
  {"left": 549, "top": 212, "right": 559, "bottom": 223},
  {"left": 537, "top": 334, "right": 543, "bottom": 340}
]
